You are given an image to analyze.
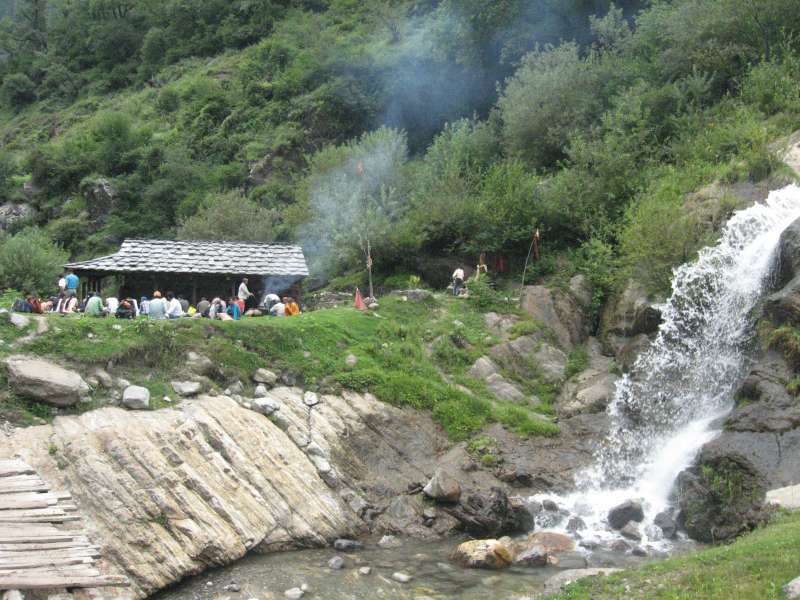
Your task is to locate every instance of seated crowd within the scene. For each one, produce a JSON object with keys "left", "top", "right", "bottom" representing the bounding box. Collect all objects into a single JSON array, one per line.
[{"left": 13, "top": 273, "right": 302, "bottom": 321}]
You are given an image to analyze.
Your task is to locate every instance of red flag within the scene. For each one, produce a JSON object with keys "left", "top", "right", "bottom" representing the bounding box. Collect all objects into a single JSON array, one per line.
[{"left": 354, "top": 287, "right": 367, "bottom": 311}]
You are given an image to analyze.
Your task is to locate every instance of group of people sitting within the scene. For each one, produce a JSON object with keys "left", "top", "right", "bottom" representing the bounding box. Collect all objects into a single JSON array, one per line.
[{"left": 12, "top": 273, "right": 302, "bottom": 322}]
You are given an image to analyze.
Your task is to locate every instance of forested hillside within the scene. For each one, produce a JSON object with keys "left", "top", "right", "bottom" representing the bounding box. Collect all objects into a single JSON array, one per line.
[{"left": 0, "top": 0, "right": 799, "bottom": 303}]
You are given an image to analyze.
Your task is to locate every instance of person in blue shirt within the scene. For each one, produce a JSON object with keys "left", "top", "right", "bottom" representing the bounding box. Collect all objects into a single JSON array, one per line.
[
  {"left": 226, "top": 297, "right": 242, "bottom": 321},
  {"left": 64, "top": 270, "right": 79, "bottom": 297}
]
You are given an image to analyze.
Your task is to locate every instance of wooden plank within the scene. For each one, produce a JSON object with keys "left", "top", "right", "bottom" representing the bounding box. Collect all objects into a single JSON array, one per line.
[
  {"left": 0, "top": 575, "right": 129, "bottom": 589},
  {"left": 0, "top": 476, "right": 46, "bottom": 488},
  {"left": 0, "top": 485, "right": 49, "bottom": 495},
  {"left": 0, "top": 494, "right": 58, "bottom": 511},
  {"left": 0, "top": 549, "right": 100, "bottom": 562},
  {"left": 0, "top": 542, "right": 95, "bottom": 552},
  {"left": 0, "top": 515, "right": 81, "bottom": 523},
  {"left": 0, "top": 556, "right": 94, "bottom": 570},
  {"left": 0, "top": 564, "right": 101, "bottom": 576},
  {"left": 0, "top": 535, "right": 77, "bottom": 544},
  {"left": 0, "top": 462, "right": 35, "bottom": 478}
]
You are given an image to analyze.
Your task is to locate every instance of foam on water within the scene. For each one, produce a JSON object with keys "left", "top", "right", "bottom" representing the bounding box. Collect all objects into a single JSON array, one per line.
[{"left": 534, "top": 184, "right": 800, "bottom": 549}]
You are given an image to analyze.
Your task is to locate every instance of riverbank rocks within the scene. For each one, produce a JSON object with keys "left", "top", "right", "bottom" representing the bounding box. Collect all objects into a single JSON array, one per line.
[
  {"left": 607, "top": 500, "right": 644, "bottom": 530},
  {"left": 451, "top": 539, "right": 513, "bottom": 570},
  {"left": 254, "top": 368, "right": 278, "bottom": 386},
  {"left": 601, "top": 280, "right": 662, "bottom": 365},
  {"left": 423, "top": 468, "right": 461, "bottom": 503},
  {"left": 676, "top": 446, "right": 768, "bottom": 543},
  {"left": 445, "top": 488, "right": 532, "bottom": 536},
  {"left": 620, "top": 522, "right": 642, "bottom": 541},
  {"left": 520, "top": 285, "right": 588, "bottom": 350},
  {"left": 122, "top": 385, "right": 150, "bottom": 410},
  {"left": 526, "top": 531, "right": 575, "bottom": 553},
  {"left": 654, "top": 511, "right": 678, "bottom": 539},
  {"left": 171, "top": 381, "right": 202, "bottom": 397},
  {"left": 4, "top": 355, "right": 90, "bottom": 407},
  {"left": 333, "top": 539, "right": 362, "bottom": 552}
]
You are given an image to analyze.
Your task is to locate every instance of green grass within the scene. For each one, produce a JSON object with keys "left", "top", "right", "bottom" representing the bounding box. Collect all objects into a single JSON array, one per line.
[
  {"left": 2, "top": 294, "right": 559, "bottom": 441},
  {"left": 565, "top": 345, "right": 590, "bottom": 379},
  {"left": 547, "top": 511, "right": 800, "bottom": 600}
]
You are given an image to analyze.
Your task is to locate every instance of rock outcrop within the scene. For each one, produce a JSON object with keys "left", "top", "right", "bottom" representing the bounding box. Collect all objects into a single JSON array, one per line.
[
  {"left": 600, "top": 280, "right": 662, "bottom": 367},
  {"left": 451, "top": 539, "right": 512, "bottom": 570},
  {"left": 520, "top": 285, "right": 588, "bottom": 350},
  {"left": 4, "top": 355, "right": 90, "bottom": 406},
  {"left": 558, "top": 339, "right": 619, "bottom": 417}
]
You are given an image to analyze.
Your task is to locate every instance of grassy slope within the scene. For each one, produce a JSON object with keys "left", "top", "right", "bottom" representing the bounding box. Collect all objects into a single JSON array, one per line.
[
  {"left": 0, "top": 294, "right": 559, "bottom": 440},
  {"left": 547, "top": 511, "right": 800, "bottom": 600}
]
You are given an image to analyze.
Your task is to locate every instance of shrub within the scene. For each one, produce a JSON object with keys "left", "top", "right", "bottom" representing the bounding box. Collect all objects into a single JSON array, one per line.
[
  {"left": 177, "top": 190, "right": 278, "bottom": 242},
  {"left": 0, "top": 228, "right": 69, "bottom": 295},
  {"left": 1, "top": 73, "right": 37, "bottom": 108}
]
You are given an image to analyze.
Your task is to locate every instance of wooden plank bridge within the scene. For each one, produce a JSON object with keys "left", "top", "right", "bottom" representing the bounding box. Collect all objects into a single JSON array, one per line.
[{"left": 0, "top": 459, "right": 128, "bottom": 591}]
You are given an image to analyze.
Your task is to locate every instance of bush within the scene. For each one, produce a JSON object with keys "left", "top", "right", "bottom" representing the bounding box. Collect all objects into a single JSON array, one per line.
[
  {"left": 177, "top": 190, "right": 278, "bottom": 242},
  {"left": 0, "top": 228, "right": 69, "bottom": 295},
  {"left": 1, "top": 73, "right": 37, "bottom": 108}
]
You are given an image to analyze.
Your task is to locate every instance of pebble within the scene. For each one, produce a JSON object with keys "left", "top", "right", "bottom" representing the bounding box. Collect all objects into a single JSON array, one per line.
[
  {"left": 392, "top": 572, "right": 412, "bottom": 583},
  {"left": 223, "top": 583, "right": 241, "bottom": 593},
  {"left": 358, "top": 566, "right": 372, "bottom": 576},
  {"left": 333, "top": 538, "right": 363, "bottom": 552},
  {"left": 284, "top": 588, "right": 304, "bottom": 599},
  {"left": 378, "top": 534, "right": 401, "bottom": 548},
  {"left": 301, "top": 583, "right": 310, "bottom": 592},
  {"left": 328, "top": 555, "right": 345, "bottom": 570},
  {"left": 205, "top": 581, "right": 213, "bottom": 587}
]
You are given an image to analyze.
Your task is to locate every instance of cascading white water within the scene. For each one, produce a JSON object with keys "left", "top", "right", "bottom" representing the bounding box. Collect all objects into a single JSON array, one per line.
[{"left": 535, "top": 184, "right": 800, "bottom": 548}]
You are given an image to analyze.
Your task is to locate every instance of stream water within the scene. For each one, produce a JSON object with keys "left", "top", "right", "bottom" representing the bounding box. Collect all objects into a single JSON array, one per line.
[{"left": 155, "top": 186, "right": 800, "bottom": 599}]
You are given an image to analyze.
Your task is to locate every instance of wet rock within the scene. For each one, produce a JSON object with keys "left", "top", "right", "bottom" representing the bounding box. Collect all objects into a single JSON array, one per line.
[
  {"left": 378, "top": 534, "right": 401, "bottom": 548},
  {"left": 223, "top": 583, "right": 241, "bottom": 592},
  {"left": 632, "top": 546, "right": 648, "bottom": 557},
  {"left": 654, "top": 511, "right": 677, "bottom": 539},
  {"left": 607, "top": 500, "right": 644, "bottom": 529},
  {"left": 358, "top": 566, "right": 372, "bottom": 576},
  {"left": 566, "top": 516, "right": 586, "bottom": 533},
  {"left": 542, "top": 499, "right": 559, "bottom": 512},
  {"left": 5, "top": 355, "right": 90, "bottom": 407},
  {"left": 543, "top": 568, "right": 622, "bottom": 595},
  {"left": 328, "top": 556, "right": 345, "bottom": 570},
  {"left": 579, "top": 540, "right": 599, "bottom": 550},
  {"left": 676, "top": 445, "right": 768, "bottom": 543},
  {"left": 284, "top": 588, "right": 304, "bottom": 599},
  {"left": 526, "top": 531, "right": 575, "bottom": 553},
  {"left": 122, "top": 386, "right": 150, "bottom": 410},
  {"left": 620, "top": 521, "right": 642, "bottom": 541},
  {"left": 602, "top": 280, "right": 662, "bottom": 339},
  {"left": 446, "top": 488, "right": 532, "bottom": 536},
  {"left": 254, "top": 368, "right": 278, "bottom": 386},
  {"left": 551, "top": 551, "right": 589, "bottom": 570},
  {"left": 609, "top": 539, "right": 631, "bottom": 553},
  {"left": 333, "top": 539, "right": 362, "bottom": 552},
  {"left": 391, "top": 572, "right": 412, "bottom": 583},
  {"left": 423, "top": 468, "right": 461, "bottom": 503},
  {"left": 451, "top": 539, "right": 513, "bottom": 570},
  {"left": 171, "top": 381, "right": 202, "bottom": 397},
  {"left": 513, "top": 544, "right": 548, "bottom": 567}
]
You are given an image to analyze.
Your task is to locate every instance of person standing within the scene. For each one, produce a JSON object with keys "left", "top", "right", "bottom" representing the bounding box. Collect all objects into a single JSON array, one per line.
[
  {"left": 452, "top": 267, "right": 465, "bottom": 296},
  {"left": 64, "top": 270, "right": 79, "bottom": 298},
  {"left": 58, "top": 274, "right": 67, "bottom": 294},
  {"left": 238, "top": 277, "right": 255, "bottom": 310}
]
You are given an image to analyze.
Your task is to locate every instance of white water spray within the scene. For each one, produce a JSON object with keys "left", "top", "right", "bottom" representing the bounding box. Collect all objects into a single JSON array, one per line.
[{"left": 536, "top": 184, "right": 800, "bottom": 547}]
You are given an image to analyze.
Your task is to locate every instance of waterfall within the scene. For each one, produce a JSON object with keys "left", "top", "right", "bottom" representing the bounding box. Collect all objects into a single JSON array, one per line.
[{"left": 538, "top": 184, "right": 800, "bottom": 546}]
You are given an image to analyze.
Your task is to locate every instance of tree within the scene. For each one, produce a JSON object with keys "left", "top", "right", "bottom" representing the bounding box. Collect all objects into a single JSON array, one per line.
[
  {"left": 301, "top": 127, "right": 408, "bottom": 291},
  {"left": 0, "top": 227, "right": 68, "bottom": 294},
  {"left": 1, "top": 72, "right": 36, "bottom": 107},
  {"left": 177, "top": 190, "right": 278, "bottom": 242}
]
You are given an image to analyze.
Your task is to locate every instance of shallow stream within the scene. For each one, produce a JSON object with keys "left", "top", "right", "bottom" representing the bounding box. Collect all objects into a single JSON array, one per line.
[{"left": 154, "top": 534, "right": 676, "bottom": 600}]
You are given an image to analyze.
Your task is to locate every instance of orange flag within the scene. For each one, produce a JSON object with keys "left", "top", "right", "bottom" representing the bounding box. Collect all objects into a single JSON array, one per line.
[{"left": 354, "top": 288, "right": 367, "bottom": 311}]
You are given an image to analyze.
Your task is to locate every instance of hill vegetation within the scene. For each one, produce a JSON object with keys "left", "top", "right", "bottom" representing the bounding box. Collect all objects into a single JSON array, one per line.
[{"left": 0, "top": 0, "right": 798, "bottom": 303}]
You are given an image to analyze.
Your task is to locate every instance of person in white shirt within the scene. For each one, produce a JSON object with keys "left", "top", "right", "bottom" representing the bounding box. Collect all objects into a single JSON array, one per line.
[
  {"left": 166, "top": 292, "right": 184, "bottom": 319},
  {"left": 269, "top": 301, "right": 286, "bottom": 317},
  {"left": 105, "top": 296, "right": 119, "bottom": 315},
  {"left": 452, "top": 267, "right": 465, "bottom": 296},
  {"left": 263, "top": 292, "right": 280, "bottom": 310},
  {"left": 58, "top": 275, "right": 67, "bottom": 293}
]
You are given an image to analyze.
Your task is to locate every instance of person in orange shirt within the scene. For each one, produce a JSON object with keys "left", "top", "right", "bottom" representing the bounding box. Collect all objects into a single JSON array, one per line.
[{"left": 285, "top": 297, "right": 301, "bottom": 316}]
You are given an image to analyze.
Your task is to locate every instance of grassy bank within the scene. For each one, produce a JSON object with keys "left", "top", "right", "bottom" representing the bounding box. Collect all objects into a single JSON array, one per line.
[
  {"left": 548, "top": 511, "right": 800, "bottom": 599},
  {"left": 0, "top": 294, "right": 559, "bottom": 440}
]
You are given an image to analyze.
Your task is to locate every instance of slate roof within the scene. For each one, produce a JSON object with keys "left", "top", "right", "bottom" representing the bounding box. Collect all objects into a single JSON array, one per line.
[{"left": 65, "top": 239, "right": 309, "bottom": 277}]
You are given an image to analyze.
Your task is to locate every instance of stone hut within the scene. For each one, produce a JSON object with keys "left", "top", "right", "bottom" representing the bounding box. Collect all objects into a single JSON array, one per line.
[{"left": 65, "top": 239, "right": 309, "bottom": 303}]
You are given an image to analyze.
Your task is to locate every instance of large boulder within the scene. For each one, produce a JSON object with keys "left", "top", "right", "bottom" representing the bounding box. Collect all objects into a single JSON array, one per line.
[
  {"left": 171, "top": 381, "right": 202, "bottom": 397},
  {"left": 607, "top": 500, "right": 644, "bottom": 530},
  {"left": 525, "top": 531, "right": 575, "bottom": 553},
  {"left": 423, "top": 468, "right": 461, "bottom": 503},
  {"left": 484, "top": 373, "right": 526, "bottom": 402},
  {"left": 520, "top": 286, "right": 588, "bottom": 350},
  {"left": 451, "top": 539, "right": 512, "bottom": 570},
  {"left": 445, "top": 488, "right": 533, "bottom": 537},
  {"left": 601, "top": 281, "right": 662, "bottom": 363},
  {"left": 122, "top": 386, "right": 151, "bottom": 410},
  {"left": 489, "top": 334, "right": 567, "bottom": 383},
  {"left": 4, "top": 356, "right": 90, "bottom": 407},
  {"left": 558, "top": 339, "right": 619, "bottom": 417},
  {"left": 774, "top": 214, "right": 800, "bottom": 287},
  {"left": 675, "top": 445, "right": 768, "bottom": 543}
]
